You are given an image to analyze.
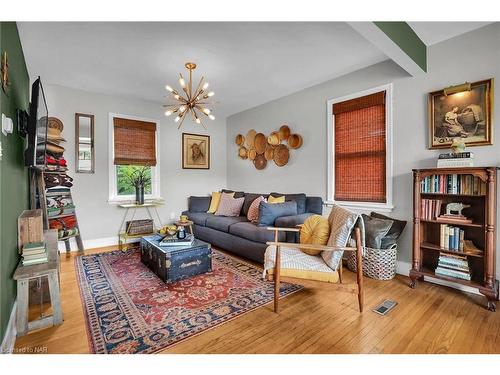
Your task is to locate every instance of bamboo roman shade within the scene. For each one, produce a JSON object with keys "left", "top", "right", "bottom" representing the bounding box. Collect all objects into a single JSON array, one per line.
[
  {"left": 333, "top": 91, "right": 386, "bottom": 203},
  {"left": 113, "top": 117, "right": 157, "bottom": 166}
]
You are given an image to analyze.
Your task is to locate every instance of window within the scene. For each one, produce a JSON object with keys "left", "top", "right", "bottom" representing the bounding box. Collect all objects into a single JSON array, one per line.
[
  {"left": 327, "top": 84, "right": 393, "bottom": 212},
  {"left": 108, "top": 114, "right": 161, "bottom": 202}
]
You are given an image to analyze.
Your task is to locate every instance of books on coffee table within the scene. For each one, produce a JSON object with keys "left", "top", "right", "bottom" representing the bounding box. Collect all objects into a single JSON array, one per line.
[{"left": 159, "top": 234, "right": 195, "bottom": 247}]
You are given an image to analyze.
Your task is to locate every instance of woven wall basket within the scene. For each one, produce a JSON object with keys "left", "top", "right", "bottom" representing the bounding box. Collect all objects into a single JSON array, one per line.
[
  {"left": 254, "top": 133, "right": 267, "bottom": 154},
  {"left": 346, "top": 244, "right": 397, "bottom": 280}
]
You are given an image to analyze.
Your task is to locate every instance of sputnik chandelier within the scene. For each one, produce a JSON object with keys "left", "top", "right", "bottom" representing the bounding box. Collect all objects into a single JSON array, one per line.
[{"left": 163, "top": 62, "right": 216, "bottom": 129}]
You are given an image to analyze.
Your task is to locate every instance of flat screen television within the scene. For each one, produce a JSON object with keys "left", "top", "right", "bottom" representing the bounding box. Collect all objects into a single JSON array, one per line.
[{"left": 24, "top": 77, "right": 48, "bottom": 168}]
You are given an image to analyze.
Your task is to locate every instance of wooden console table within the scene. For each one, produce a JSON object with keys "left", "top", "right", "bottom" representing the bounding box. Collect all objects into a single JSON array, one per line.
[
  {"left": 118, "top": 201, "right": 164, "bottom": 250},
  {"left": 13, "top": 229, "right": 62, "bottom": 336}
]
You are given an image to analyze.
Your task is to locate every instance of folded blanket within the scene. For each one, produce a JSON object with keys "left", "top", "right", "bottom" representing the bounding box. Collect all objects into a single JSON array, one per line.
[
  {"left": 58, "top": 227, "right": 79, "bottom": 239},
  {"left": 49, "top": 216, "right": 77, "bottom": 230}
]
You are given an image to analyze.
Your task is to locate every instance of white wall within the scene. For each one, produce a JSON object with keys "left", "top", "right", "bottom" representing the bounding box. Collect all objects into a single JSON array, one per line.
[
  {"left": 227, "top": 24, "right": 500, "bottom": 273},
  {"left": 44, "top": 84, "right": 227, "bottom": 247}
]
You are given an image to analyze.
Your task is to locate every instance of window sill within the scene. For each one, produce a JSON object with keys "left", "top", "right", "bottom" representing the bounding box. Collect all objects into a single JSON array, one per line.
[
  {"left": 108, "top": 196, "right": 164, "bottom": 205},
  {"left": 324, "top": 200, "right": 394, "bottom": 213}
]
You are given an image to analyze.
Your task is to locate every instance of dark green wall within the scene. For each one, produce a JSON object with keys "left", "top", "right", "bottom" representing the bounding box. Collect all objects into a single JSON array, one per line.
[
  {"left": 0, "top": 22, "right": 29, "bottom": 343},
  {"left": 374, "top": 21, "right": 427, "bottom": 72}
]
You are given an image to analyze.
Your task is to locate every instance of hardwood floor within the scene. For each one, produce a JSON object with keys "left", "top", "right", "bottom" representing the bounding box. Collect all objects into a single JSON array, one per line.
[{"left": 14, "top": 246, "right": 500, "bottom": 354}]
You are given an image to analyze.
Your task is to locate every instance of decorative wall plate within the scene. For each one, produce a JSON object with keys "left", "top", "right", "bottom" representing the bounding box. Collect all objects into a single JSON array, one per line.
[
  {"left": 279, "top": 125, "right": 291, "bottom": 141},
  {"left": 245, "top": 129, "right": 256, "bottom": 147},
  {"left": 238, "top": 146, "right": 248, "bottom": 159},
  {"left": 235, "top": 134, "right": 245, "bottom": 146},
  {"left": 254, "top": 133, "right": 267, "bottom": 154},
  {"left": 253, "top": 154, "right": 267, "bottom": 170},
  {"left": 273, "top": 144, "right": 289, "bottom": 167},
  {"left": 288, "top": 133, "right": 303, "bottom": 149}
]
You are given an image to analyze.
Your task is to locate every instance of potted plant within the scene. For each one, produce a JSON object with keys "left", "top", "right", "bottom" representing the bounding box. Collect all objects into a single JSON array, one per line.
[{"left": 122, "top": 166, "right": 151, "bottom": 205}]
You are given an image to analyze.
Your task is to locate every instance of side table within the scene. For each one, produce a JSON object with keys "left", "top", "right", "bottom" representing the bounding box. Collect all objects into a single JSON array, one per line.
[
  {"left": 175, "top": 220, "right": 194, "bottom": 235},
  {"left": 13, "top": 229, "right": 62, "bottom": 336}
]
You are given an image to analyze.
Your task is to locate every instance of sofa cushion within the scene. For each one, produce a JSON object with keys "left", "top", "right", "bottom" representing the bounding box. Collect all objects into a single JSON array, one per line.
[
  {"left": 305, "top": 197, "right": 323, "bottom": 215},
  {"left": 242, "top": 193, "right": 268, "bottom": 216},
  {"left": 270, "top": 193, "right": 307, "bottom": 214},
  {"left": 230, "top": 221, "right": 285, "bottom": 244},
  {"left": 188, "top": 196, "right": 211, "bottom": 213},
  {"left": 216, "top": 193, "right": 245, "bottom": 217},
  {"left": 183, "top": 212, "right": 212, "bottom": 227},
  {"left": 221, "top": 189, "right": 245, "bottom": 198},
  {"left": 206, "top": 215, "right": 248, "bottom": 233},
  {"left": 258, "top": 201, "right": 298, "bottom": 227}
]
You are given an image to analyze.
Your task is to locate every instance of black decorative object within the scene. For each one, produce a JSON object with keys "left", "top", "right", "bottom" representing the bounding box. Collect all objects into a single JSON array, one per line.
[
  {"left": 177, "top": 226, "right": 186, "bottom": 240},
  {"left": 135, "top": 185, "right": 145, "bottom": 205}
]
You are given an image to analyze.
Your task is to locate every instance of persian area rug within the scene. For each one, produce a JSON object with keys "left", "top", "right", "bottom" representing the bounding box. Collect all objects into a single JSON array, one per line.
[{"left": 75, "top": 247, "right": 302, "bottom": 354}]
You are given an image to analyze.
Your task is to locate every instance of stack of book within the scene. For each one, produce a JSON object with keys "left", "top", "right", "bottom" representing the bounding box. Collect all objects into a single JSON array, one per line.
[
  {"left": 439, "top": 224, "right": 465, "bottom": 251},
  {"left": 159, "top": 234, "right": 194, "bottom": 247},
  {"left": 420, "top": 174, "right": 485, "bottom": 195},
  {"left": 421, "top": 199, "right": 442, "bottom": 220},
  {"left": 437, "top": 152, "right": 474, "bottom": 168},
  {"left": 21, "top": 242, "right": 48, "bottom": 266},
  {"left": 435, "top": 252, "right": 471, "bottom": 281}
]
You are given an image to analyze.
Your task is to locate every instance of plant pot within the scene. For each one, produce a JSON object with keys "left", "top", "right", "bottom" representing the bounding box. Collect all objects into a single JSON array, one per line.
[{"left": 135, "top": 185, "right": 145, "bottom": 205}]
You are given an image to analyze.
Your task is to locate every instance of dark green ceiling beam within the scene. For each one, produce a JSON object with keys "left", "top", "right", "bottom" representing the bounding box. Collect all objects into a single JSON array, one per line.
[{"left": 374, "top": 22, "right": 427, "bottom": 72}]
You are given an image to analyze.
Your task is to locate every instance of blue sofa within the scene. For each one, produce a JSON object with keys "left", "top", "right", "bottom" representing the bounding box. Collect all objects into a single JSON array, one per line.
[{"left": 182, "top": 192, "right": 323, "bottom": 263}]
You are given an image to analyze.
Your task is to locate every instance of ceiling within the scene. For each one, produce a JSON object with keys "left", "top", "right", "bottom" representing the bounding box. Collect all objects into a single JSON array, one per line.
[
  {"left": 18, "top": 22, "right": 492, "bottom": 118},
  {"left": 408, "top": 22, "right": 491, "bottom": 45},
  {"left": 17, "top": 22, "right": 388, "bottom": 117}
]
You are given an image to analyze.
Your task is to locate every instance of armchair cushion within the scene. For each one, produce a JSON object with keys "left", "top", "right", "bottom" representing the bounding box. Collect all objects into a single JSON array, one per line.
[
  {"left": 323, "top": 204, "right": 364, "bottom": 271},
  {"left": 264, "top": 245, "right": 339, "bottom": 283}
]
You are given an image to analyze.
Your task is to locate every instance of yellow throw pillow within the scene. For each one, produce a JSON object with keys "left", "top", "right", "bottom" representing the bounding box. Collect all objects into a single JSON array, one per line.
[
  {"left": 268, "top": 195, "right": 285, "bottom": 204},
  {"left": 208, "top": 192, "right": 234, "bottom": 213},
  {"left": 299, "top": 215, "right": 330, "bottom": 256}
]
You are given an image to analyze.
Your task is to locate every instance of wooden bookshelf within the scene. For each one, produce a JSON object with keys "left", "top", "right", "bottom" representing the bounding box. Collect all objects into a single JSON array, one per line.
[{"left": 410, "top": 167, "right": 499, "bottom": 311}]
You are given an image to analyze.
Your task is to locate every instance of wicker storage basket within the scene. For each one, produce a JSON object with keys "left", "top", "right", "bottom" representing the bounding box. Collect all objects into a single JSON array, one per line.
[
  {"left": 346, "top": 244, "right": 397, "bottom": 280},
  {"left": 126, "top": 219, "right": 154, "bottom": 235}
]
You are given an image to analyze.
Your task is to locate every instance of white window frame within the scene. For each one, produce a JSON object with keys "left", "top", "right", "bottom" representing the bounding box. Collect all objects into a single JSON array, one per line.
[
  {"left": 108, "top": 112, "right": 162, "bottom": 204},
  {"left": 326, "top": 83, "right": 394, "bottom": 212}
]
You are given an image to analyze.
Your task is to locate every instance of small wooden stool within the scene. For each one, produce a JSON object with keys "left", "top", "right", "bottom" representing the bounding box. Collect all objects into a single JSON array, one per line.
[
  {"left": 13, "top": 230, "right": 63, "bottom": 336},
  {"left": 175, "top": 220, "right": 194, "bottom": 235}
]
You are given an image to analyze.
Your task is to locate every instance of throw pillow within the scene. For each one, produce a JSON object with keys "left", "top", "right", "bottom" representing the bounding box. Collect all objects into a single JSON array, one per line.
[
  {"left": 242, "top": 193, "right": 268, "bottom": 216},
  {"left": 370, "top": 212, "right": 407, "bottom": 249},
  {"left": 215, "top": 193, "right": 244, "bottom": 217},
  {"left": 362, "top": 214, "right": 393, "bottom": 249},
  {"left": 258, "top": 201, "right": 297, "bottom": 227},
  {"left": 247, "top": 196, "right": 266, "bottom": 223},
  {"left": 208, "top": 191, "right": 234, "bottom": 214},
  {"left": 270, "top": 192, "right": 307, "bottom": 214},
  {"left": 189, "top": 196, "right": 211, "bottom": 213},
  {"left": 299, "top": 215, "right": 330, "bottom": 256},
  {"left": 323, "top": 204, "right": 362, "bottom": 271},
  {"left": 221, "top": 189, "right": 245, "bottom": 198},
  {"left": 268, "top": 195, "right": 285, "bottom": 204}
]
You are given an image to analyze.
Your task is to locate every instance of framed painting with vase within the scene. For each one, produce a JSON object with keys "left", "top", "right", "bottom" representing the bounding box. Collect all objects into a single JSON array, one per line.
[{"left": 428, "top": 78, "right": 493, "bottom": 149}]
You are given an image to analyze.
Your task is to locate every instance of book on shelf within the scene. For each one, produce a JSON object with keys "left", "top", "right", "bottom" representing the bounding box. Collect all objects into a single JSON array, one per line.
[
  {"left": 435, "top": 252, "right": 471, "bottom": 281},
  {"left": 437, "top": 158, "right": 474, "bottom": 168},
  {"left": 438, "top": 152, "right": 474, "bottom": 159},
  {"left": 439, "top": 224, "right": 465, "bottom": 251},
  {"left": 159, "top": 234, "right": 195, "bottom": 247},
  {"left": 421, "top": 198, "right": 442, "bottom": 220},
  {"left": 421, "top": 174, "right": 485, "bottom": 195}
]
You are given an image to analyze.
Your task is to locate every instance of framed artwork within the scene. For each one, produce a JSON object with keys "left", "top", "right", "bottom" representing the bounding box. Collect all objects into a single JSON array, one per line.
[
  {"left": 182, "top": 133, "right": 210, "bottom": 169},
  {"left": 429, "top": 78, "right": 493, "bottom": 149}
]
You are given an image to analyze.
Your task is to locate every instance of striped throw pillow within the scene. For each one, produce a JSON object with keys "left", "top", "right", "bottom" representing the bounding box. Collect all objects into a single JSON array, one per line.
[
  {"left": 247, "top": 196, "right": 266, "bottom": 223},
  {"left": 215, "top": 193, "right": 245, "bottom": 217}
]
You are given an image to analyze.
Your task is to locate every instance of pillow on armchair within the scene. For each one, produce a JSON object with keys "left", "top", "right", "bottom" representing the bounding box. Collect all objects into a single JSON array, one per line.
[{"left": 370, "top": 212, "right": 407, "bottom": 249}]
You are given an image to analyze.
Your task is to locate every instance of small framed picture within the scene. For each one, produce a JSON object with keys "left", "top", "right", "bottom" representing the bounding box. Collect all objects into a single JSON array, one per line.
[
  {"left": 428, "top": 78, "right": 493, "bottom": 149},
  {"left": 182, "top": 133, "right": 210, "bottom": 169}
]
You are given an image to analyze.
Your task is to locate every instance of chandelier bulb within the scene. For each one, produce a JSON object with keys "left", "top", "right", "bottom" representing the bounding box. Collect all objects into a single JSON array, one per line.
[
  {"left": 174, "top": 94, "right": 180, "bottom": 100},
  {"left": 207, "top": 91, "right": 215, "bottom": 97},
  {"left": 165, "top": 110, "right": 173, "bottom": 116},
  {"left": 174, "top": 116, "right": 181, "bottom": 122},
  {"left": 165, "top": 85, "right": 173, "bottom": 92},
  {"left": 179, "top": 77, "right": 186, "bottom": 88},
  {"left": 208, "top": 114, "right": 215, "bottom": 120},
  {"left": 179, "top": 105, "right": 186, "bottom": 113},
  {"left": 202, "top": 108, "right": 211, "bottom": 115},
  {"left": 195, "top": 118, "right": 201, "bottom": 124},
  {"left": 202, "top": 82, "right": 209, "bottom": 90}
]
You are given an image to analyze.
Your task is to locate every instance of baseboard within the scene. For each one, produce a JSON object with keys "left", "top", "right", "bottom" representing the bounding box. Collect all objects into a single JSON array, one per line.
[
  {"left": 396, "top": 260, "right": 481, "bottom": 296},
  {"left": 57, "top": 235, "right": 141, "bottom": 252},
  {"left": 1, "top": 301, "right": 17, "bottom": 354}
]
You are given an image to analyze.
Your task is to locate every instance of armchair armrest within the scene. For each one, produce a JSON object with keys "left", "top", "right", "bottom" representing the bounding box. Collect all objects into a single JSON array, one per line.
[
  {"left": 266, "top": 227, "right": 300, "bottom": 233},
  {"left": 265, "top": 241, "right": 356, "bottom": 252}
]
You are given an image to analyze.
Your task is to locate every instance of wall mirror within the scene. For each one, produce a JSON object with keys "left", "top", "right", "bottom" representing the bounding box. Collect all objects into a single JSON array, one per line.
[{"left": 75, "top": 113, "right": 95, "bottom": 173}]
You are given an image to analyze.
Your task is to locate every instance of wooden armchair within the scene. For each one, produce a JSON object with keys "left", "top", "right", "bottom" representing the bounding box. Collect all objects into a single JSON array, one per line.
[{"left": 265, "top": 226, "right": 364, "bottom": 313}]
